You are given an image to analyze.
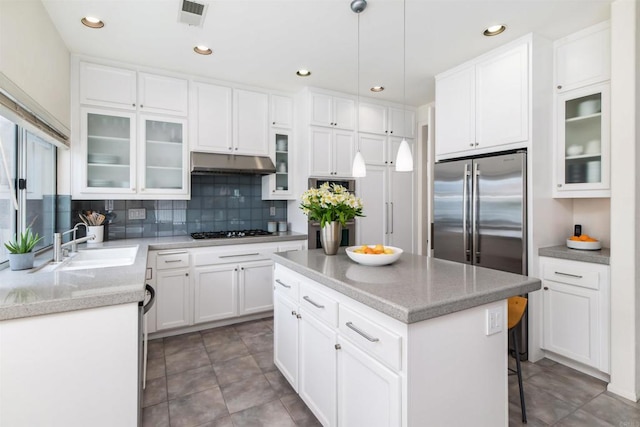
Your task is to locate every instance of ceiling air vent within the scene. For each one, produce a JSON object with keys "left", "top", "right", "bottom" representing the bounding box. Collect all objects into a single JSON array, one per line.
[{"left": 178, "top": 0, "right": 208, "bottom": 27}]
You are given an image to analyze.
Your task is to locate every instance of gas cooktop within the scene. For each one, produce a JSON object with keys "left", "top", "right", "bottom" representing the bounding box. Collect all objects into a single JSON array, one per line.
[{"left": 191, "top": 230, "right": 273, "bottom": 239}]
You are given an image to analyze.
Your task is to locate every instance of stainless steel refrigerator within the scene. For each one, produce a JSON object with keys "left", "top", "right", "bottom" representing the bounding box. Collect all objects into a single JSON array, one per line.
[{"left": 433, "top": 151, "right": 528, "bottom": 357}]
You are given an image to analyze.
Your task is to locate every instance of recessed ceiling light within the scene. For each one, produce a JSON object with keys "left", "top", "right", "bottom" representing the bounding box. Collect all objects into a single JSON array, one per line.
[
  {"left": 81, "top": 16, "right": 104, "bottom": 28},
  {"left": 370, "top": 86, "right": 385, "bottom": 92},
  {"left": 296, "top": 69, "right": 311, "bottom": 77},
  {"left": 193, "top": 45, "right": 213, "bottom": 55},
  {"left": 483, "top": 24, "right": 506, "bottom": 36}
]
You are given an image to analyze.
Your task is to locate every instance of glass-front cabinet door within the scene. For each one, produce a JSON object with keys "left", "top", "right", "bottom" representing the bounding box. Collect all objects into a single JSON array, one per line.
[
  {"left": 262, "top": 130, "right": 295, "bottom": 200},
  {"left": 555, "top": 83, "right": 610, "bottom": 197},
  {"left": 139, "top": 115, "right": 188, "bottom": 196},
  {"left": 81, "top": 107, "right": 136, "bottom": 194}
]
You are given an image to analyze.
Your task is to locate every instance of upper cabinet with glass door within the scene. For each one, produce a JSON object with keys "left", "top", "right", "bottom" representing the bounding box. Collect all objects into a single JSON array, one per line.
[
  {"left": 553, "top": 22, "right": 611, "bottom": 198},
  {"left": 75, "top": 60, "right": 189, "bottom": 199},
  {"left": 262, "top": 130, "right": 295, "bottom": 200}
]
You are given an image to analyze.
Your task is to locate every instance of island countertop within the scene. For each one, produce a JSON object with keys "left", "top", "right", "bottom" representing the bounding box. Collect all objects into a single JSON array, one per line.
[
  {"left": 0, "top": 232, "right": 307, "bottom": 321},
  {"left": 272, "top": 249, "right": 541, "bottom": 323}
]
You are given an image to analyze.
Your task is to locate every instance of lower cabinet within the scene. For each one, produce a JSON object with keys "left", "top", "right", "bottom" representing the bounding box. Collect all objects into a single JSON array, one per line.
[
  {"left": 337, "top": 337, "right": 401, "bottom": 427},
  {"left": 193, "top": 264, "right": 238, "bottom": 323},
  {"left": 540, "top": 257, "right": 610, "bottom": 373},
  {"left": 274, "top": 264, "right": 403, "bottom": 427},
  {"left": 239, "top": 260, "right": 274, "bottom": 315}
]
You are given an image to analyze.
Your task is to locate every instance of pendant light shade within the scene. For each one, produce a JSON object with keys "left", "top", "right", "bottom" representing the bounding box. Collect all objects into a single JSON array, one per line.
[
  {"left": 396, "top": 0, "right": 414, "bottom": 172},
  {"left": 395, "top": 138, "right": 413, "bottom": 171},
  {"left": 352, "top": 150, "right": 367, "bottom": 177},
  {"left": 351, "top": 0, "right": 367, "bottom": 178}
]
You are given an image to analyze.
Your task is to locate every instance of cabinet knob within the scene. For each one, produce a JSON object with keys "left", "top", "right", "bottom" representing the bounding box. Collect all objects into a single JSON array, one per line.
[
  {"left": 131, "top": 187, "right": 136, "bottom": 191},
  {"left": 385, "top": 130, "right": 388, "bottom": 134},
  {"left": 140, "top": 104, "right": 144, "bottom": 108},
  {"left": 132, "top": 103, "right": 136, "bottom": 107},
  {"left": 390, "top": 161, "right": 393, "bottom": 164},
  {"left": 557, "top": 85, "right": 562, "bottom": 90},
  {"left": 335, "top": 344, "right": 341, "bottom": 350},
  {"left": 475, "top": 143, "right": 479, "bottom": 146},
  {"left": 544, "top": 286, "right": 549, "bottom": 290},
  {"left": 185, "top": 273, "right": 189, "bottom": 276},
  {"left": 390, "top": 131, "right": 393, "bottom": 134},
  {"left": 469, "top": 143, "right": 474, "bottom": 147},
  {"left": 235, "top": 147, "right": 238, "bottom": 151},
  {"left": 296, "top": 313, "right": 302, "bottom": 319},
  {"left": 557, "top": 184, "right": 563, "bottom": 188},
  {"left": 228, "top": 147, "right": 232, "bottom": 151},
  {"left": 291, "top": 310, "right": 297, "bottom": 316},
  {"left": 272, "top": 121, "right": 276, "bottom": 125},
  {"left": 141, "top": 187, "right": 145, "bottom": 191}
]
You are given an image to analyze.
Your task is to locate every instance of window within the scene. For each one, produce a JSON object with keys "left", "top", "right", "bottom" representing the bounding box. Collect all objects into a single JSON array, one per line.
[{"left": 0, "top": 114, "right": 57, "bottom": 265}]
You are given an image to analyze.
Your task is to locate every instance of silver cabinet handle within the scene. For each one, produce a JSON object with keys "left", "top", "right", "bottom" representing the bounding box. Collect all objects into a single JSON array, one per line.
[
  {"left": 385, "top": 202, "right": 389, "bottom": 235},
  {"left": 163, "top": 259, "right": 182, "bottom": 263},
  {"left": 219, "top": 253, "right": 260, "bottom": 258},
  {"left": 390, "top": 202, "right": 394, "bottom": 234},
  {"left": 303, "top": 296, "right": 325, "bottom": 309},
  {"left": 554, "top": 271, "right": 583, "bottom": 279},
  {"left": 275, "top": 279, "right": 291, "bottom": 289},
  {"left": 346, "top": 321, "right": 379, "bottom": 342}
]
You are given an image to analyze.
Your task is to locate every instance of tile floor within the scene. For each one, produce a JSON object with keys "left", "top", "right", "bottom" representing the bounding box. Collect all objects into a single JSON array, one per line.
[
  {"left": 142, "top": 317, "right": 321, "bottom": 427},
  {"left": 144, "top": 318, "right": 640, "bottom": 427}
]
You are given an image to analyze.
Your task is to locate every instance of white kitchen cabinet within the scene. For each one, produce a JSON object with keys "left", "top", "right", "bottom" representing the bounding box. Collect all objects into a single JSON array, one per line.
[
  {"left": 555, "top": 22, "right": 610, "bottom": 93},
  {"left": 80, "top": 62, "right": 137, "bottom": 110},
  {"left": 554, "top": 83, "right": 610, "bottom": 198},
  {"left": 274, "top": 292, "right": 300, "bottom": 390},
  {"left": 190, "top": 82, "right": 233, "bottom": 153},
  {"left": 356, "top": 164, "right": 413, "bottom": 251},
  {"left": 309, "top": 127, "right": 354, "bottom": 177},
  {"left": 138, "top": 114, "right": 189, "bottom": 196},
  {"left": 79, "top": 62, "right": 188, "bottom": 117},
  {"left": 76, "top": 107, "right": 189, "bottom": 199},
  {"left": 358, "top": 134, "right": 408, "bottom": 167},
  {"left": 310, "top": 92, "right": 355, "bottom": 130},
  {"left": 271, "top": 94, "right": 294, "bottom": 129},
  {"left": 263, "top": 129, "right": 296, "bottom": 200},
  {"left": 193, "top": 264, "right": 238, "bottom": 324},
  {"left": 234, "top": 89, "right": 270, "bottom": 155},
  {"left": 337, "top": 336, "right": 402, "bottom": 427},
  {"left": 138, "top": 72, "right": 189, "bottom": 116},
  {"left": 239, "top": 259, "right": 274, "bottom": 315},
  {"left": 79, "top": 107, "right": 137, "bottom": 196},
  {"left": 299, "top": 307, "right": 338, "bottom": 427},
  {"left": 540, "top": 257, "right": 610, "bottom": 373},
  {"left": 0, "top": 304, "right": 139, "bottom": 426},
  {"left": 435, "top": 39, "right": 529, "bottom": 158},
  {"left": 156, "top": 268, "right": 191, "bottom": 330},
  {"left": 358, "top": 102, "right": 415, "bottom": 139}
]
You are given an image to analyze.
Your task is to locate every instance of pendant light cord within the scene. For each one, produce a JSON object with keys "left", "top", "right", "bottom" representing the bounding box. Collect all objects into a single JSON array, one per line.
[
  {"left": 357, "top": 12, "right": 360, "bottom": 151},
  {"left": 403, "top": 0, "right": 406, "bottom": 129}
]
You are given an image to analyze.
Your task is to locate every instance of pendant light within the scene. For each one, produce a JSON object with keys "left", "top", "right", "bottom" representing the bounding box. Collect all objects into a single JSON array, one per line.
[
  {"left": 351, "top": 0, "right": 367, "bottom": 177},
  {"left": 395, "top": 0, "right": 413, "bottom": 172}
]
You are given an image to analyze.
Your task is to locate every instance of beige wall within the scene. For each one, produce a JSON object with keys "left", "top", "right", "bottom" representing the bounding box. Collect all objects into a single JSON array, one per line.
[
  {"left": 572, "top": 199, "right": 611, "bottom": 247},
  {"left": 0, "top": 0, "right": 70, "bottom": 134}
]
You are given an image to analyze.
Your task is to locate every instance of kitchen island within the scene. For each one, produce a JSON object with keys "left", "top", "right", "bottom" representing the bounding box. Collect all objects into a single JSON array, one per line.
[{"left": 272, "top": 249, "right": 541, "bottom": 427}]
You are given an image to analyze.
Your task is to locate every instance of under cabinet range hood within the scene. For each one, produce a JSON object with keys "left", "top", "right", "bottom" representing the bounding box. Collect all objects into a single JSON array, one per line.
[{"left": 190, "top": 152, "right": 276, "bottom": 175}]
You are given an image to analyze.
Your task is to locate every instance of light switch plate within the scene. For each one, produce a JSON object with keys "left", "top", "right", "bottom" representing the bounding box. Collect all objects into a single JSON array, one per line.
[{"left": 486, "top": 307, "right": 503, "bottom": 336}]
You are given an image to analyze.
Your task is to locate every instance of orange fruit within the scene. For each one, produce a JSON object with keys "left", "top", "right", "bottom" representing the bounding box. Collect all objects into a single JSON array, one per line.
[{"left": 579, "top": 234, "right": 590, "bottom": 241}]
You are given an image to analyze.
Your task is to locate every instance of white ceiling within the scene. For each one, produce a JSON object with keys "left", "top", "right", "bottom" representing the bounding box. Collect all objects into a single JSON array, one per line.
[{"left": 42, "top": 0, "right": 612, "bottom": 107}]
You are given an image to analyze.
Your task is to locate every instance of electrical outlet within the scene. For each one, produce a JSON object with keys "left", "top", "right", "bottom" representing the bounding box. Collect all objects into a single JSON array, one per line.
[
  {"left": 128, "top": 208, "right": 146, "bottom": 220},
  {"left": 486, "top": 307, "right": 503, "bottom": 336},
  {"left": 270, "top": 207, "right": 276, "bottom": 216}
]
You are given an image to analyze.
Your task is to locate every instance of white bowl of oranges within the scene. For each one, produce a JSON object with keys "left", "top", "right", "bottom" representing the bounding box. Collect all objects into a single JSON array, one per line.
[
  {"left": 345, "top": 244, "right": 403, "bottom": 266},
  {"left": 567, "top": 234, "right": 602, "bottom": 250}
]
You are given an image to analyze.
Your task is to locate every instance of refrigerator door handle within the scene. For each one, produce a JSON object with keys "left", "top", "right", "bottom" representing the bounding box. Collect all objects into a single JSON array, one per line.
[
  {"left": 473, "top": 162, "right": 481, "bottom": 263},
  {"left": 463, "top": 163, "right": 471, "bottom": 261}
]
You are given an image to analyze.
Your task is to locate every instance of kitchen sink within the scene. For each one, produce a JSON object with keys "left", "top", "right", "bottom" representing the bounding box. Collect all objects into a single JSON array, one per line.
[{"left": 34, "top": 245, "right": 139, "bottom": 273}]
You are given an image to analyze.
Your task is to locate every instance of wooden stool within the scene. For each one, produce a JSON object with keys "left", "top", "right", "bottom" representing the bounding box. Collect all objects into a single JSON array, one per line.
[{"left": 508, "top": 296, "right": 527, "bottom": 423}]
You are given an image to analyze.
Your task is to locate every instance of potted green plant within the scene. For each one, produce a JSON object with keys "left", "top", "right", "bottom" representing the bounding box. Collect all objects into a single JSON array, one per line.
[{"left": 4, "top": 229, "right": 43, "bottom": 271}]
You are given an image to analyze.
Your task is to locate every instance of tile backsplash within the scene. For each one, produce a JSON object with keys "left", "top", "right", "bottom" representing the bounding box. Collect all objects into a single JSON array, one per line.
[{"left": 67, "top": 175, "right": 288, "bottom": 240}]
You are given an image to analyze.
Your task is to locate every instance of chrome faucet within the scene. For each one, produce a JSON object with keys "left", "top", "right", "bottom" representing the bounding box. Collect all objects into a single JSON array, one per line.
[{"left": 53, "top": 224, "right": 95, "bottom": 262}]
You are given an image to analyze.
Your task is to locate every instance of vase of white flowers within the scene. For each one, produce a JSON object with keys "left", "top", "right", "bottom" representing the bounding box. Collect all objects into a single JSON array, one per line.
[{"left": 300, "top": 183, "right": 364, "bottom": 255}]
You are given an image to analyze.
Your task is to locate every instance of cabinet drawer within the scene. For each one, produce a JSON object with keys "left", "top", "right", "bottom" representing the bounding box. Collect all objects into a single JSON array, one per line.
[
  {"left": 192, "top": 246, "right": 276, "bottom": 266},
  {"left": 274, "top": 266, "right": 300, "bottom": 303},
  {"left": 156, "top": 250, "right": 189, "bottom": 270},
  {"left": 339, "top": 305, "right": 401, "bottom": 371},
  {"left": 300, "top": 283, "right": 338, "bottom": 328},
  {"left": 542, "top": 260, "right": 600, "bottom": 290}
]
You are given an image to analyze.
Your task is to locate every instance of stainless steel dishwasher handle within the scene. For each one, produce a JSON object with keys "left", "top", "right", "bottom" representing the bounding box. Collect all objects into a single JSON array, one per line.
[
  {"left": 346, "top": 321, "right": 379, "bottom": 342},
  {"left": 303, "top": 296, "right": 325, "bottom": 309},
  {"left": 275, "top": 279, "right": 291, "bottom": 289}
]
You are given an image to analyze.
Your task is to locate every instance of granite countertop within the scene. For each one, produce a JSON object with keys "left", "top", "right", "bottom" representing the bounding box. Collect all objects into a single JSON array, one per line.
[
  {"left": 538, "top": 245, "right": 610, "bottom": 265},
  {"left": 273, "top": 249, "right": 541, "bottom": 324},
  {"left": 0, "top": 232, "right": 307, "bottom": 321}
]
